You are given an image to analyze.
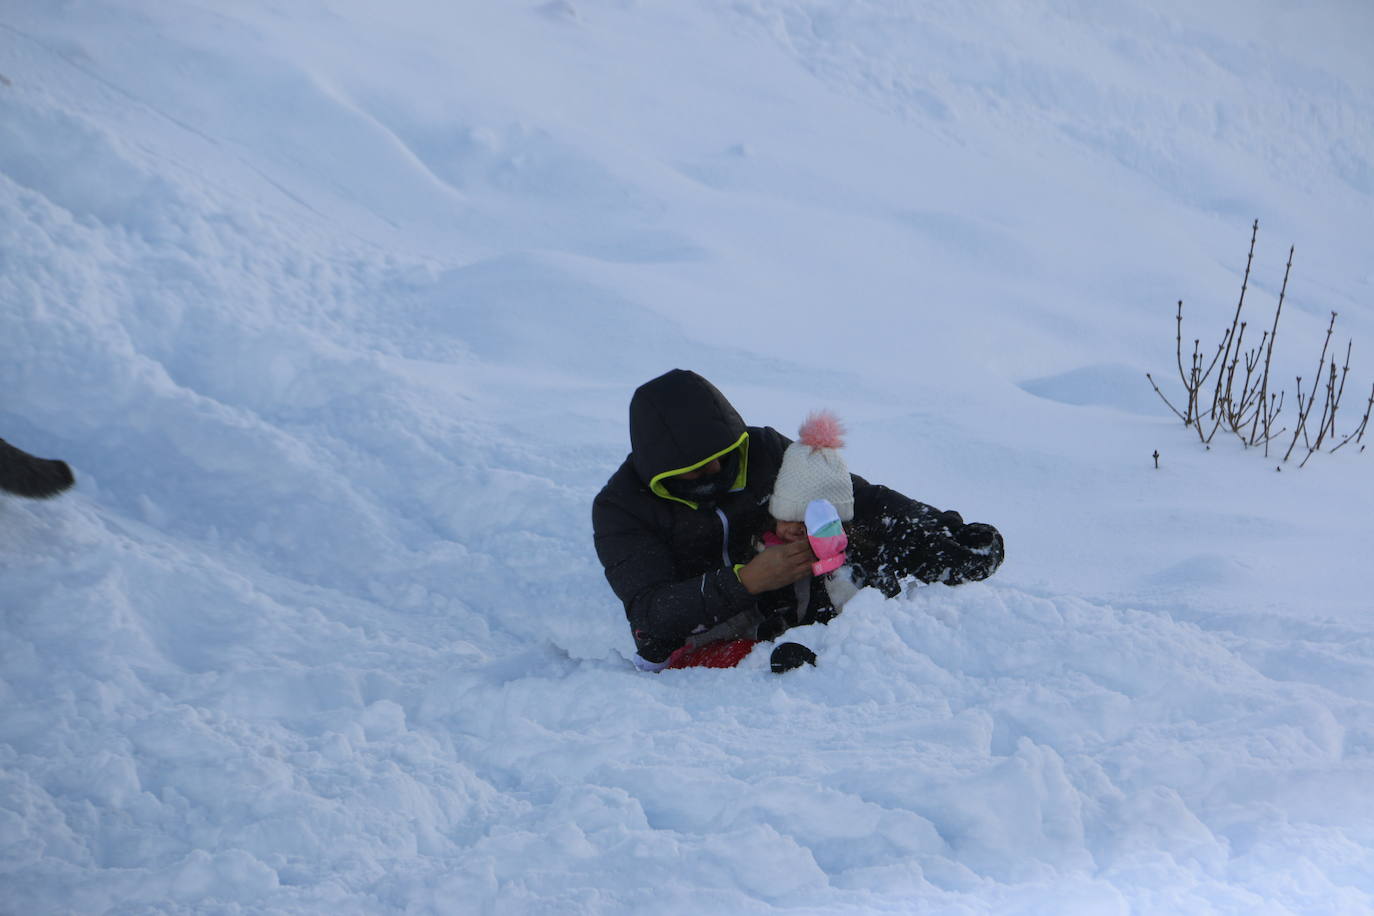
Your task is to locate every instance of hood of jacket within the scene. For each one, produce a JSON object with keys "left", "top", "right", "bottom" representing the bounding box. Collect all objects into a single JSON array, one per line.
[{"left": 629, "top": 369, "right": 749, "bottom": 507}]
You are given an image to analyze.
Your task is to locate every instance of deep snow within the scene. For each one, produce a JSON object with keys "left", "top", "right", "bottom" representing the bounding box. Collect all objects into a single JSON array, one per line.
[{"left": 3, "top": 0, "right": 1374, "bottom": 912}]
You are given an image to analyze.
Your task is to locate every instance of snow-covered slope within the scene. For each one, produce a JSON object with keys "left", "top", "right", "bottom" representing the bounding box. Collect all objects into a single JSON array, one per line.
[{"left": 3, "top": 1, "right": 1373, "bottom": 911}]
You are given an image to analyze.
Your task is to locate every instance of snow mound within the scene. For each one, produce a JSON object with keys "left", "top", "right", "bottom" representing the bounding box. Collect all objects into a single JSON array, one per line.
[{"left": 1020, "top": 364, "right": 1173, "bottom": 417}]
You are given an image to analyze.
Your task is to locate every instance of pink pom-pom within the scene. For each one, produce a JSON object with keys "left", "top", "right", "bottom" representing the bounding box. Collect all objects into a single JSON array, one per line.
[{"left": 798, "top": 410, "right": 846, "bottom": 451}]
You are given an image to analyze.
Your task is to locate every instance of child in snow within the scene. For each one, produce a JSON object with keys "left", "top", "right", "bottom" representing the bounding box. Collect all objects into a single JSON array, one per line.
[
  {"left": 661, "top": 410, "right": 861, "bottom": 673},
  {"left": 756, "top": 410, "right": 862, "bottom": 629}
]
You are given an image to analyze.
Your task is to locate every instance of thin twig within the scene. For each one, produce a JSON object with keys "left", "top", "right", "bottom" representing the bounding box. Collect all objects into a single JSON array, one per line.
[
  {"left": 1284, "top": 312, "right": 1337, "bottom": 462},
  {"left": 1253, "top": 244, "right": 1293, "bottom": 455},
  {"left": 1211, "top": 219, "right": 1258, "bottom": 422},
  {"left": 1147, "top": 373, "right": 1190, "bottom": 422}
]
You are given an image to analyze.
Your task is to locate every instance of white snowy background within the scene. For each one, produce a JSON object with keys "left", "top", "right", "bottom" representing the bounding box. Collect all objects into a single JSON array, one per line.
[{"left": 3, "top": 0, "right": 1374, "bottom": 912}]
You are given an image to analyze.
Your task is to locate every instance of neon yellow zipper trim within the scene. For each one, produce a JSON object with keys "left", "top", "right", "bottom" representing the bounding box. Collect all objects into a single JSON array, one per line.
[{"left": 648, "top": 431, "right": 750, "bottom": 509}]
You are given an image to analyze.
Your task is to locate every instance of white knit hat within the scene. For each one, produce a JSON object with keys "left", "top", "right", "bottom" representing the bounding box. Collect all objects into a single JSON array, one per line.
[{"left": 769, "top": 410, "right": 854, "bottom": 522}]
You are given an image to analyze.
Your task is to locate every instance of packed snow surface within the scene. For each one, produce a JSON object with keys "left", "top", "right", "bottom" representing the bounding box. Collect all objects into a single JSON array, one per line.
[{"left": 4, "top": 0, "right": 1374, "bottom": 912}]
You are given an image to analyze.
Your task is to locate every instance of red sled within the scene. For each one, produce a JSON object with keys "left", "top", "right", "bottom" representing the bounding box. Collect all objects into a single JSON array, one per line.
[{"left": 665, "top": 639, "right": 758, "bottom": 669}]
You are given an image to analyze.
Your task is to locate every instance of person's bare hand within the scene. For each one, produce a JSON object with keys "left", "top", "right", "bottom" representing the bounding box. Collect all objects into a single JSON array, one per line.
[{"left": 738, "top": 540, "right": 815, "bottom": 594}]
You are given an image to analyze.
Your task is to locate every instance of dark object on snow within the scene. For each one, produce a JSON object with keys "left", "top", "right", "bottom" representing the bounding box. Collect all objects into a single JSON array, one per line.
[
  {"left": 770, "top": 642, "right": 816, "bottom": 674},
  {"left": 0, "top": 438, "right": 75, "bottom": 499}
]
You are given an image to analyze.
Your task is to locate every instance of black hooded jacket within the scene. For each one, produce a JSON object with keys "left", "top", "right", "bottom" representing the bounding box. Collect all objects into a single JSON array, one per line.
[{"left": 593, "top": 369, "right": 1005, "bottom": 664}]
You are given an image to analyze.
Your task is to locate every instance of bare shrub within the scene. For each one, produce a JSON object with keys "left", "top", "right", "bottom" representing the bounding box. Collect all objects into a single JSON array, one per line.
[{"left": 1147, "top": 220, "right": 1373, "bottom": 467}]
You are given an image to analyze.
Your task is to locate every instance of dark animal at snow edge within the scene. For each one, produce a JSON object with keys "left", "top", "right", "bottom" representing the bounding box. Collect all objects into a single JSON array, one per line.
[{"left": 0, "top": 438, "right": 75, "bottom": 499}]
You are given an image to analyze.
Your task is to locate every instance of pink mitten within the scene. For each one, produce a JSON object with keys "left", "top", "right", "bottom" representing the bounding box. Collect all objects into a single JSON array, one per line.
[{"left": 805, "top": 499, "right": 848, "bottom": 576}]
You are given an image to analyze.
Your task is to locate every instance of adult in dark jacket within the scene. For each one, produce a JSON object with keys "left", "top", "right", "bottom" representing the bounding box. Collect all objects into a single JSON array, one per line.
[{"left": 592, "top": 369, "right": 1003, "bottom": 670}]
